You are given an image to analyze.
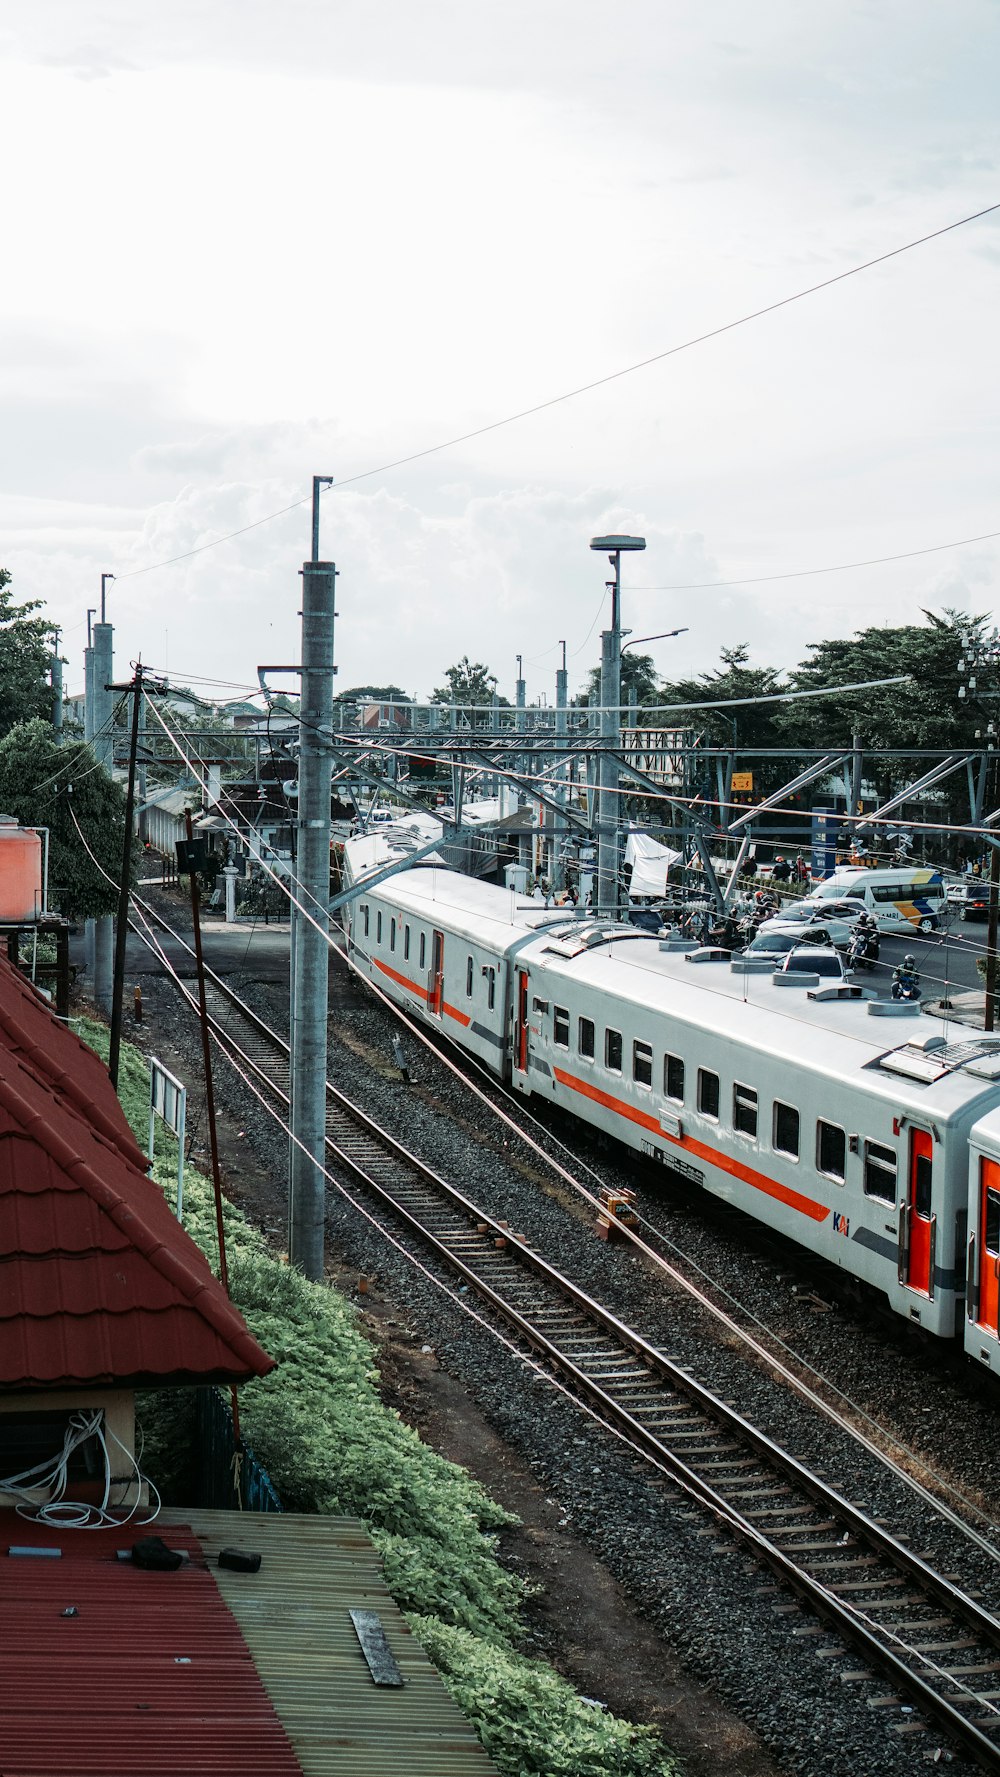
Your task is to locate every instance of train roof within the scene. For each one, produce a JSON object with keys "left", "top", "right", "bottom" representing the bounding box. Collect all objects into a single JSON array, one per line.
[{"left": 357, "top": 865, "right": 1000, "bottom": 1122}]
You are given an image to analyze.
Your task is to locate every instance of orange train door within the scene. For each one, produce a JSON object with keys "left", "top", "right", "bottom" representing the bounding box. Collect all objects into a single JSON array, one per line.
[
  {"left": 977, "top": 1158, "right": 1000, "bottom": 1334},
  {"left": 429, "top": 929, "right": 445, "bottom": 1018},
  {"left": 905, "top": 1128, "right": 934, "bottom": 1296},
  {"left": 514, "top": 970, "right": 529, "bottom": 1074}
]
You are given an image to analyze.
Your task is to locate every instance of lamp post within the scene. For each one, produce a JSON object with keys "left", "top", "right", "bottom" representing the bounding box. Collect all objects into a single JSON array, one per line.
[{"left": 589, "top": 534, "right": 645, "bottom": 915}]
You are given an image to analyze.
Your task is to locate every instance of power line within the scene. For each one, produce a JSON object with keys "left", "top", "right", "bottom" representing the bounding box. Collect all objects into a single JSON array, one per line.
[
  {"left": 629, "top": 525, "right": 1000, "bottom": 593},
  {"left": 112, "top": 198, "right": 1000, "bottom": 585}
]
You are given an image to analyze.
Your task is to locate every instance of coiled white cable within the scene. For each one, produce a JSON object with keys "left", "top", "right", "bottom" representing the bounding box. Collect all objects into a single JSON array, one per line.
[{"left": 1, "top": 1408, "right": 161, "bottom": 1529}]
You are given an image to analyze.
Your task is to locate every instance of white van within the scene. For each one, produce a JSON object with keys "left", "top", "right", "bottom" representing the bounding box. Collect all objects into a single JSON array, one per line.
[{"left": 803, "top": 866, "right": 944, "bottom": 933}]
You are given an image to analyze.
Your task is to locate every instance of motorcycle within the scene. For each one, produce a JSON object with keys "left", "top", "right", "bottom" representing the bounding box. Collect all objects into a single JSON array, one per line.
[
  {"left": 891, "top": 965, "right": 921, "bottom": 1003},
  {"left": 847, "top": 926, "right": 880, "bottom": 971}
]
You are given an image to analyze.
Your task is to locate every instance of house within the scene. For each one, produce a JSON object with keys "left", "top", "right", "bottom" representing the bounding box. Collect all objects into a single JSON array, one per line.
[{"left": 0, "top": 952, "right": 273, "bottom": 1513}]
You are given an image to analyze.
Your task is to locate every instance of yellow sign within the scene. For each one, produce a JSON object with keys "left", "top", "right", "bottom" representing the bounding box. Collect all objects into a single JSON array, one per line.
[{"left": 730, "top": 771, "right": 754, "bottom": 793}]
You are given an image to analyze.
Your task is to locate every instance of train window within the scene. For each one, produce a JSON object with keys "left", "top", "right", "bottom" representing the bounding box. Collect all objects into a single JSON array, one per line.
[
  {"left": 985, "top": 1188, "right": 1000, "bottom": 1256},
  {"left": 864, "top": 1140, "right": 897, "bottom": 1204},
  {"left": 483, "top": 965, "right": 496, "bottom": 1010},
  {"left": 362, "top": 904, "right": 369, "bottom": 937},
  {"left": 773, "top": 1101, "right": 800, "bottom": 1158},
  {"left": 579, "top": 1017, "right": 595, "bottom": 1059},
  {"left": 664, "top": 1054, "right": 685, "bottom": 1103},
  {"left": 466, "top": 956, "right": 474, "bottom": 997},
  {"left": 404, "top": 924, "right": 411, "bottom": 960},
  {"left": 605, "top": 1029, "right": 623, "bottom": 1073},
  {"left": 633, "top": 1040, "right": 653, "bottom": 1088},
  {"left": 914, "top": 1152, "right": 932, "bottom": 1219},
  {"left": 733, "top": 1084, "right": 758, "bottom": 1138},
  {"left": 377, "top": 911, "right": 383, "bottom": 944},
  {"left": 390, "top": 919, "right": 396, "bottom": 952},
  {"left": 554, "top": 1007, "right": 570, "bottom": 1048},
  {"left": 817, "top": 1120, "right": 845, "bottom": 1181},
  {"left": 697, "top": 1069, "right": 720, "bottom": 1120},
  {"left": 419, "top": 932, "right": 426, "bottom": 970}
]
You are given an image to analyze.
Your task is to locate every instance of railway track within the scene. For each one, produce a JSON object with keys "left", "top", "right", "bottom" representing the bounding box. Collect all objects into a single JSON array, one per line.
[{"left": 133, "top": 897, "right": 1000, "bottom": 1770}]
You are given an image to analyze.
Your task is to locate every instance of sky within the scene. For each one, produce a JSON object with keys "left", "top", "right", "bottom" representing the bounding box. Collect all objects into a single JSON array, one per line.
[{"left": 1, "top": 1, "right": 998, "bottom": 708}]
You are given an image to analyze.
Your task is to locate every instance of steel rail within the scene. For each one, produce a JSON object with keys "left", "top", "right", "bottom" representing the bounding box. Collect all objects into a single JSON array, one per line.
[{"left": 131, "top": 894, "right": 1000, "bottom": 1767}]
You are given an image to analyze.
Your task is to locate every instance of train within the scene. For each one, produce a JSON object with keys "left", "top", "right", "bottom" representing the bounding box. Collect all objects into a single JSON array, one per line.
[{"left": 341, "top": 830, "right": 1000, "bottom": 1373}]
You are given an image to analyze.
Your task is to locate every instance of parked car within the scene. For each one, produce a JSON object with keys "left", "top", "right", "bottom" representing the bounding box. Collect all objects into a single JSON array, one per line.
[
  {"left": 779, "top": 945, "right": 849, "bottom": 980},
  {"left": 946, "top": 880, "right": 990, "bottom": 922},
  {"left": 755, "top": 899, "right": 865, "bottom": 951}
]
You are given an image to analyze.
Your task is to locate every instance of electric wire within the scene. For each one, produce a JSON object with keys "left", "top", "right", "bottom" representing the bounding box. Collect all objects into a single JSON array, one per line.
[
  {"left": 64, "top": 756, "right": 1000, "bottom": 1571},
  {"left": 110, "top": 199, "right": 1000, "bottom": 584},
  {"left": 627, "top": 524, "right": 1000, "bottom": 592}
]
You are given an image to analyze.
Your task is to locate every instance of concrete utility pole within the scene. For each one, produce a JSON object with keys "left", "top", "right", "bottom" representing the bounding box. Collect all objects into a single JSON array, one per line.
[
  {"left": 589, "top": 534, "right": 645, "bottom": 916},
  {"left": 515, "top": 656, "right": 530, "bottom": 878},
  {"left": 552, "top": 642, "right": 568, "bottom": 890},
  {"left": 90, "top": 587, "right": 115, "bottom": 1012},
  {"left": 50, "top": 629, "right": 63, "bottom": 738},
  {"left": 288, "top": 558, "right": 337, "bottom": 1280}
]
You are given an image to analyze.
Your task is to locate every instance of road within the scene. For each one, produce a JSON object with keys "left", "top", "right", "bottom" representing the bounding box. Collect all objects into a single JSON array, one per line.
[{"left": 854, "top": 918, "right": 988, "bottom": 1004}]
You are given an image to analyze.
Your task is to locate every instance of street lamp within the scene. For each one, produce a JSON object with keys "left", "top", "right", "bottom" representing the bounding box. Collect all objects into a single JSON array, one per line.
[
  {"left": 621, "top": 627, "right": 688, "bottom": 656},
  {"left": 588, "top": 534, "right": 646, "bottom": 917}
]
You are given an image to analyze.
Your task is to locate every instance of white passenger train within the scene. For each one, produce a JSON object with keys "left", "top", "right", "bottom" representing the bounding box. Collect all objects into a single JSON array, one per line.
[{"left": 341, "top": 838, "right": 1000, "bottom": 1374}]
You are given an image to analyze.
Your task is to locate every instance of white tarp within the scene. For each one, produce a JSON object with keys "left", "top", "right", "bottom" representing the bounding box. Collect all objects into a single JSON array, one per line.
[{"left": 625, "top": 831, "right": 682, "bottom": 897}]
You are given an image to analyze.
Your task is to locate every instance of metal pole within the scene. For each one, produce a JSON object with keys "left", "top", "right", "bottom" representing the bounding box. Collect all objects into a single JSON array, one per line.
[
  {"left": 986, "top": 844, "right": 999, "bottom": 1033},
  {"left": 311, "top": 475, "right": 333, "bottom": 563},
  {"left": 109, "top": 667, "right": 143, "bottom": 1089},
  {"left": 289, "top": 560, "right": 336, "bottom": 1279},
  {"left": 597, "top": 550, "right": 622, "bottom": 915},
  {"left": 850, "top": 729, "right": 863, "bottom": 817}
]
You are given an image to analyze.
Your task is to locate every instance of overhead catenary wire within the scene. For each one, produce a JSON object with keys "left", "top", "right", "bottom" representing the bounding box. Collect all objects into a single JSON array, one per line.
[
  {"left": 109, "top": 199, "right": 1000, "bottom": 584},
  {"left": 139, "top": 691, "right": 999, "bottom": 1003}
]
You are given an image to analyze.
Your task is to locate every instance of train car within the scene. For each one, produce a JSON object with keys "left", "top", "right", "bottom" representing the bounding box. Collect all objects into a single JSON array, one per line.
[
  {"left": 341, "top": 846, "right": 1000, "bottom": 1339},
  {"left": 964, "top": 1096, "right": 1000, "bottom": 1371},
  {"left": 344, "top": 862, "right": 553, "bottom": 1076}
]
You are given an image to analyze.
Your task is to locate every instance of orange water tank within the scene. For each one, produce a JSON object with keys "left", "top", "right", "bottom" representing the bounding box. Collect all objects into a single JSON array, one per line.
[{"left": 0, "top": 822, "right": 44, "bottom": 921}]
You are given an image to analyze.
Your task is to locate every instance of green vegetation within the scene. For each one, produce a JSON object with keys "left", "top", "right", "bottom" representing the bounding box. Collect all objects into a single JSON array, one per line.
[
  {"left": 0, "top": 569, "right": 57, "bottom": 738},
  {"left": 0, "top": 719, "right": 129, "bottom": 917},
  {"left": 82, "top": 1020, "right": 676, "bottom": 1777}
]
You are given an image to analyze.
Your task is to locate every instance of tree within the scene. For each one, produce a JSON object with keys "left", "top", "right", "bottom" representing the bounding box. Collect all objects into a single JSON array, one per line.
[
  {"left": 431, "top": 658, "right": 500, "bottom": 707},
  {"left": 335, "top": 683, "right": 411, "bottom": 705},
  {"left": 0, "top": 719, "right": 128, "bottom": 917},
  {"left": 782, "top": 610, "right": 986, "bottom": 756},
  {"left": 0, "top": 570, "right": 56, "bottom": 738},
  {"left": 579, "top": 652, "right": 661, "bottom": 708}
]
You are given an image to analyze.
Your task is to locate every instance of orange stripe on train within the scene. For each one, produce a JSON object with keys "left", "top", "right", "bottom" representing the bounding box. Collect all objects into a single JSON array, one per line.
[
  {"left": 552, "top": 1066, "right": 829, "bottom": 1223},
  {"left": 373, "top": 959, "right": 471, "bottom": 1026}
]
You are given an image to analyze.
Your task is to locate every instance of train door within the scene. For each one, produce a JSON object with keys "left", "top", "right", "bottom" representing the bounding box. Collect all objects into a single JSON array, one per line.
[
  {"left": 902, "top": 1128, "right": 934, "bottom": 1296},
  {"left": 429, "top": 929, "right": 445, "bottom": 1017},
  {"left": 513, "top": 969, "right": 529, "bottom": 1076},
  {"left": 976, "top": 1158, "right": 1000, "bottom": 1335}
]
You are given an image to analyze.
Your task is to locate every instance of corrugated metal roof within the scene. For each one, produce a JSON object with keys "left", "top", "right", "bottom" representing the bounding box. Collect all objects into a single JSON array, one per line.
[
  {"left": 162, "top": 1509, "right": 500, "bottom": 1776},
  {"left": 0, "top": 953, "right": 273, "bottom": 1390},
  {"left": 0, "top": 1512, "right": 302, "bottom": 1775}
]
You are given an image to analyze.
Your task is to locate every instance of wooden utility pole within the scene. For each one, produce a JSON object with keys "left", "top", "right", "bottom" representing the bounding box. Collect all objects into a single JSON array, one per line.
[{"left": 108, "top": 664, "right": 143, "bottom": 1089}]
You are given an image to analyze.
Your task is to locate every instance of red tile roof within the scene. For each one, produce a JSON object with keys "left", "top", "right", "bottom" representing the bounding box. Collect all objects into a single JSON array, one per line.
[
  {"left": 0, "top": 1514, "right": 302, "bottom": 1775},
  {"left": 0, "top": 955, "right": 274, "bottom": 1389}
]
